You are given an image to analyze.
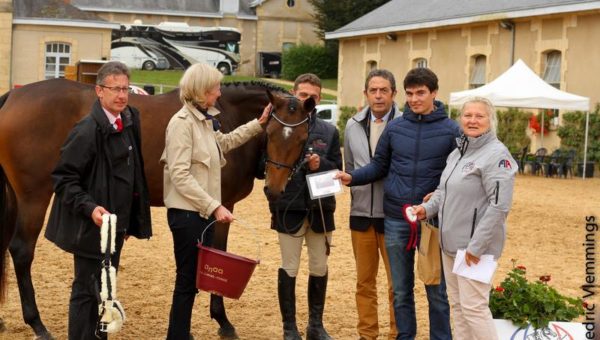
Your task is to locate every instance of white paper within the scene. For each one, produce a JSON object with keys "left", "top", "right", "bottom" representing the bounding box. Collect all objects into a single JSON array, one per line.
[
  {"left": 306, "top": 170, "right": 342, "bottom": 199},
  {"left": 452, "top": 249, "right": 497, "bottom": 284}
]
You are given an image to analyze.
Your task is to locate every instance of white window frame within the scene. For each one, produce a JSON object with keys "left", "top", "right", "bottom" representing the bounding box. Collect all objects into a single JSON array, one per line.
[
  {"left": 543, "top": 50, "right": 561, "bottom": 89},
  {"left": 469, "top": 55, "right": 486, "bottom": 89},
  {"left": 45, "top": 42, "right": 71, "bottom": 79},
  {"left": 414, "top": 58, "right": 427, "bottom": 68},
  {"left": 367, "top": 60, "right": 377, "bottom": 71}
]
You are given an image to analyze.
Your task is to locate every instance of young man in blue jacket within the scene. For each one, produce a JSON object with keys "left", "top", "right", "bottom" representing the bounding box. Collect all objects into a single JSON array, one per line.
[{"left": 338, "top": 67, "right": 459, "bottom": 340}]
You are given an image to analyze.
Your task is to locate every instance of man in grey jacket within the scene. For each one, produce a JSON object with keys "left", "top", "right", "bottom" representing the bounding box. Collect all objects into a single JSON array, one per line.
[{"left": 344, "top": 69, "right": 401, "bottom": 340}]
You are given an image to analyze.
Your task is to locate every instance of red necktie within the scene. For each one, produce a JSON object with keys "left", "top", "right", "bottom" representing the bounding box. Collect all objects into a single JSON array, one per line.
[{"left": 115, "top": 118, "right": 123, "bottom": 132}]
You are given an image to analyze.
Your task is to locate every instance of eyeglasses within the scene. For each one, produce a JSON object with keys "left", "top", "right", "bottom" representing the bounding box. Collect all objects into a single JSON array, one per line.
[{"left": 100, "top": 85, "right": 130, "bottom": 94}]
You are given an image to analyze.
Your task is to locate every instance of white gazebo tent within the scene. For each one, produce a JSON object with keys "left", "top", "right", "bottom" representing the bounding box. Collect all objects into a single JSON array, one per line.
[{"left": 449, "top": 59, "right": 592, "bottom": 178}]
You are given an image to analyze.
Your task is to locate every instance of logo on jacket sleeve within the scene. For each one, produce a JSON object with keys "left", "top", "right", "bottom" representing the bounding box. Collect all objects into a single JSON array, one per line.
[{"left": 498, "top": 159, "right": 512, "bottom": 169}]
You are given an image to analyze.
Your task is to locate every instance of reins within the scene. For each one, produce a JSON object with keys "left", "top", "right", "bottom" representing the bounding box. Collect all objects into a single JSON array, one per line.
[{"left": 264, "top": 96, "right": 314, "bottom": 236}]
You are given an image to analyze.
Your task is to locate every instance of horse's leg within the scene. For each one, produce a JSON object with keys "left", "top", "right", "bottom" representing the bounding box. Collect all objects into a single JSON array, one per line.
[
  {"left": 8, "top": 196, "right": 54, "bottom": 340},
  {"left": 210, "top": 212, "right": 239, "bottom": 340}
]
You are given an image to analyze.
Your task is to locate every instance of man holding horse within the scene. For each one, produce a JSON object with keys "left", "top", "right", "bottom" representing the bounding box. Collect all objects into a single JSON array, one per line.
[
  {"left": 45, "top": 61, "right": 152, "bottom": 340},
  {"left": 261, "top": 73, "right": 342, "bottom": 340}
]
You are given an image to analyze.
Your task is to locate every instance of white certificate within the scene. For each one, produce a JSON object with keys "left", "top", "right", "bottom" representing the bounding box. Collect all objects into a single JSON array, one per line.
[
  {"left": 306, "top": 170, "right": 342, "bottom": 199},
  {"left": 452, "top": 249, "right": 498, "bottom": 284}
]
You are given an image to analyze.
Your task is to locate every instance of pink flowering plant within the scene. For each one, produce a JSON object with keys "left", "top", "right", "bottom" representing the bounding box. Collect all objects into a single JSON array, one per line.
[{"left": 489, "top": 259, "right": 585, "bottom": 329}]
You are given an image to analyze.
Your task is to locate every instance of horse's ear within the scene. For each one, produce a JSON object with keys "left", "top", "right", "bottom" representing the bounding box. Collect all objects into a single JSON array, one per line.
[
  {"left": 303, "top": 97, "right": 316, "bottom": 113},
  {"left": 267, "top": 89, "right": 276, "bottom": 104}
]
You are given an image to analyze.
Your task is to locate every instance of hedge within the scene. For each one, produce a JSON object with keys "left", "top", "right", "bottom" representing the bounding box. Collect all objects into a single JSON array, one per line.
[
  {"left": 558, "top": 104, "right": 600, "bottom": 165},
  {"left": 281, "top": 44, "right": 337, "bottom": 80}
]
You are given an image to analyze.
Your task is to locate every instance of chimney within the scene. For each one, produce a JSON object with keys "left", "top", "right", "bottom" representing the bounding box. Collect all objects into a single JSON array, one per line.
[{"left": 220, "top": 0, "right": 239, "bottom": 14}]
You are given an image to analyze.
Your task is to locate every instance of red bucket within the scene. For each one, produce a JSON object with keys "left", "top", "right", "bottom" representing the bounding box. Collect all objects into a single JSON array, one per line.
[{"left": 196, "top": 220, "right": 260, "bottom": 299}]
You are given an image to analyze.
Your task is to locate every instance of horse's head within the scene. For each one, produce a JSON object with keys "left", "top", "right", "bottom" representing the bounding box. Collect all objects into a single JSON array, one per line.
[{"left": 263, "top": 90, "right": 315, "bottom": 201}]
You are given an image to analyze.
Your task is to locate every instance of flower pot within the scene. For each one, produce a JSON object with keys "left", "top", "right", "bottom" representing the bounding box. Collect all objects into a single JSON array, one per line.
[{"left": 494, "top": 319, "right": 586, "bottom": 339}]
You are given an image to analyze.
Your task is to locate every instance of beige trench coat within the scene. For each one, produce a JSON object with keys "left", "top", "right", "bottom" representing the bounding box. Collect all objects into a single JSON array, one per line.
[{"left": 161, "top": 102, "right": 262, "bottom": 218}]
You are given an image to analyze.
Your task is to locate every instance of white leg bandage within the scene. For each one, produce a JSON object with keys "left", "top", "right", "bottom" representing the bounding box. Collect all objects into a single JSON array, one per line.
[{"left": 98, "top": 213, "right": 124, "bottom": 334}]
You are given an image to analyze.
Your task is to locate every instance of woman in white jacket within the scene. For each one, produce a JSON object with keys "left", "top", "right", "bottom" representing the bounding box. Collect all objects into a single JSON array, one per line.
[
  {"left": 161, "top": 63, "right": 270, "bottom": 339},
  {"left": 414, "top": 97, "right": 517, "bottom": 340}
]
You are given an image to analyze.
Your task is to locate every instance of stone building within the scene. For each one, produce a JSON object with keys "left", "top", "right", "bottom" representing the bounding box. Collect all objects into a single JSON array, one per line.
[{"left": 326, "top": 0, "right": 600, "bottom": 151}]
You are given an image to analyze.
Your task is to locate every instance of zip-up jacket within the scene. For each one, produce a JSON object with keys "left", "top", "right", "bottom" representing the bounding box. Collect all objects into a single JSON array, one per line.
[
  {"left": 350, "top": 101, "right": 460, "bottom": 219},
  {"left": 422, "top": 132, "right": 517, "bottom": 259},
  {"left": 46, "top": 101, "right": 152, "bottom": 259},
  {"left": 344, "top": 104, "right": 401, "bottom": 232}
]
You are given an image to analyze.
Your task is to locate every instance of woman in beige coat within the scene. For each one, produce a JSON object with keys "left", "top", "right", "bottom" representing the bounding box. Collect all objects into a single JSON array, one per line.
[{"left": 161, "top": 63, "right": 270, "bottom": 339}]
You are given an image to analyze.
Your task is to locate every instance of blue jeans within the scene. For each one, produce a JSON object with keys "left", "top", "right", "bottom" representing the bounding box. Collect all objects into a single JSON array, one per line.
[{"left": 384, "top": 216, "right": 452, "bottom": 340}]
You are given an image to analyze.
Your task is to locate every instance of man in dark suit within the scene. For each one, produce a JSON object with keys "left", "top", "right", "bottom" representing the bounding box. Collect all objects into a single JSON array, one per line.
[{"left": 45, "top": 61, "right": 152, "bottom": 340}]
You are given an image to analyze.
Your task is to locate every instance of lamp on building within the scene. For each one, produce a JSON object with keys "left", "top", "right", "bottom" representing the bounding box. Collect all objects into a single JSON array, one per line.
[
  {"left": 500, "top": 20, "right": 514, "bottom": 30},
  {"left": 385, "top": 33, "right": 397, "bottom": 41}
]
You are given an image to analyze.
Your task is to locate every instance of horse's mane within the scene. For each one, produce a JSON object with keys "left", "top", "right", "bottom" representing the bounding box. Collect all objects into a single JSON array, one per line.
[
  {"left": 222, "top": 80, "right": 288, "bottom": 94},
  {"left": 0, "top": 91, "right": 10, "bottom": 108}
]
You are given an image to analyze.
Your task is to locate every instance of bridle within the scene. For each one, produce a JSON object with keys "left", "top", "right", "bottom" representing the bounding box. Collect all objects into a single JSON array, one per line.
[{"left": 264, "top": 96, "right": 311, "bottom": 180}]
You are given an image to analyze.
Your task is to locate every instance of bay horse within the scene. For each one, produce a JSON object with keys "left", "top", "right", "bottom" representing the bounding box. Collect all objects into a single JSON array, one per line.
[{"left": 0, "top": 78, "right": 315, "bottom": 339}]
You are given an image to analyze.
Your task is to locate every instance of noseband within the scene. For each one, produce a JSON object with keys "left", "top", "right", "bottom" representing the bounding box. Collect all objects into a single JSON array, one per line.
[{"left": 265, "top": 96, "right": 311, "bottom": 180}]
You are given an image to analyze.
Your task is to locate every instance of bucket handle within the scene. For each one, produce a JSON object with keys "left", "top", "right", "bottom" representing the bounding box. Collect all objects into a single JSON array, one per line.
[{"left": 199, "top": 218, "right": 262, "bottom": 261}]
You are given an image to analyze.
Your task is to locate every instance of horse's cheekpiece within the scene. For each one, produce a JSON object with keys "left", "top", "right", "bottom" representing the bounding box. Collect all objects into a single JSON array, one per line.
[{"left": 98, "top": 214, "right": 126, "bottom": 334}]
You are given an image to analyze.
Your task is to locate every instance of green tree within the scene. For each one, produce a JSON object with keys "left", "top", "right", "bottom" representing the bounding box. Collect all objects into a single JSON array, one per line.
[
  {"left": 496, "top": 108, "right": 531, "bottom": 154},
  {"left": 557, "top": 104, "right": 600, "bottom": 164},
  {"left": 282, "top": 44, "right": 337, "bottom": 80},
  {"left": 308, "top": 0, "right": 392, "bottom": 76},
  {"left": 336, "top": 106, "right": 357, "bottom": 145},
  {"left": 448, "top": 106, "right": 530, "bottom": 154},
  {"left": 309, "top": 0, "right": 391, "bottom": 40}
]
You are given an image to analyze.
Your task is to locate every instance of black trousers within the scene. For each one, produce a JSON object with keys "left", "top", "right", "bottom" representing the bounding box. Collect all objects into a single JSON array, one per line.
[
  {"left": 69, "top": 233, "right": 125, "bottom": 340},
  {"left": 166, "top": 208, "right": 214, "bottom": 340}
]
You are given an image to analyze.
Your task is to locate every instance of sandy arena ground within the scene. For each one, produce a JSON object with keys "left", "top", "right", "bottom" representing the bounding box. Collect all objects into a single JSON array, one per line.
[{"left": 0, "top": 175, "right": 599, "bottom": 339}]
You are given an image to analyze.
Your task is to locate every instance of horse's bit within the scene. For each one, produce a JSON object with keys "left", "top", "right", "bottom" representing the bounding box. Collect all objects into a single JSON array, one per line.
[{"left": 264, "top": 96, "right": 311, "bottom": 180}]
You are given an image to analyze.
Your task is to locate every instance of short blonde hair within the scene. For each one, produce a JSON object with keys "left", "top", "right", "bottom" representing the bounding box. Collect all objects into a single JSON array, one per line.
[
  {"left": 460, "top": 96, "right": 498, "bottom": 135},
  {"left": 179, "top": 63, "right": 223, "bottom": 107}
]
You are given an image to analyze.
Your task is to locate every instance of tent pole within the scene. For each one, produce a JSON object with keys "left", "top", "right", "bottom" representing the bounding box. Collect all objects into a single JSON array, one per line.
[
  {"left": 583, "top": 111, "right": 590, "bottom": 180},
  {"left": 540, "top": 111, "right": 544, "bottom": 148}
]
